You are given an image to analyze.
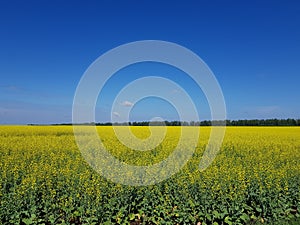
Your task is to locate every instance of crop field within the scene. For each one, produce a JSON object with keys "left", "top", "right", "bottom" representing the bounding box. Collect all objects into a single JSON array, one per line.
[{"left": 0, "top": 126, "right": 299, "bottom": 225}]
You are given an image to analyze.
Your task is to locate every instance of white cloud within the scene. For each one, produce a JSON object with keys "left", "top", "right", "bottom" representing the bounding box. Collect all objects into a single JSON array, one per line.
[
  {"left": 120, "top": 101, "right": 134, "bottom": 107},
  {"left": 113, "top": 111, "right": 120, "bottom": 117}
]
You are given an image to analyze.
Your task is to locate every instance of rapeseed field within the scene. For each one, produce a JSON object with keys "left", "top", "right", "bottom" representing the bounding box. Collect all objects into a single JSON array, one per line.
[{"left": 0, "top": 126, "right": 299, "bottom": 224}]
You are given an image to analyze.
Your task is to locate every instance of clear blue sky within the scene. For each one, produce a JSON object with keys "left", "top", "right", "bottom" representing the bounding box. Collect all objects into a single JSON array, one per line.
[{"left": 0, "top": 0, "right": 299, "bottom": 124}]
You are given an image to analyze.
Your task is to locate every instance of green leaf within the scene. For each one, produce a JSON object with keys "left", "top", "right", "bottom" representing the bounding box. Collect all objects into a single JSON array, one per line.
[
  {"left": 240, "top": 213, "right": 250, "bottom": 222},
  {"left": 206, "top": 214, "right": 212, "bottom": 221},
  {"left": 129, "top": 213, "right": 135, "bottom": 221},
  {"left": 22, "top": 218, "right": 34, "bottom": 225},
  {"left": 213, "top": 210, "right": 220, "bottom": 219},
  {"left": 250, "top": 215, "right": 257, "bottom": 220},
  {"left": 256, "top": 207, "right": 262, "bottom": 212},
  {"left": 224, "top": 216, "right": 233, "bottom": 225}
]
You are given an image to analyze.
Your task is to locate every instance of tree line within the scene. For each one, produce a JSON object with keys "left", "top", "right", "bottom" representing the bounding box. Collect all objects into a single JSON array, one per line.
[{"left": 81, "top": 118, "right": 300, "bottom": 126}]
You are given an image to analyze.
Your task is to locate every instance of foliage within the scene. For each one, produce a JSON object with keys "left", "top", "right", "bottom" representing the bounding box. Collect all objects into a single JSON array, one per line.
[
  {"left": 48, "top": 118, "right": 300, "bottom": 126},
  {"left": 0, "top": 126, "right": 299, "bottom": 224}
]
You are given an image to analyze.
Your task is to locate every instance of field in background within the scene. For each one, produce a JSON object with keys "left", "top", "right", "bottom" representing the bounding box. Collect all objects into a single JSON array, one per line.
[{"left": 0, "top": 126, "right": 299, "bottom": 224}]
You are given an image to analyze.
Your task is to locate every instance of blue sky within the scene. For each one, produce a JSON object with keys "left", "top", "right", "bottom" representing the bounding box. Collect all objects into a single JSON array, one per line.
[{"left": 0, "top": 0, "right": 299, "bottom": 124}]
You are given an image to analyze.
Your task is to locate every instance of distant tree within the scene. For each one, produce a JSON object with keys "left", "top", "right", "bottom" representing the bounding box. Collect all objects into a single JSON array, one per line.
[
  {"left": 90, "top": 118, "right": 300, "bottom": 127},
  {"left": 181, "top": 121, "right": 189, "bottom": 126}
]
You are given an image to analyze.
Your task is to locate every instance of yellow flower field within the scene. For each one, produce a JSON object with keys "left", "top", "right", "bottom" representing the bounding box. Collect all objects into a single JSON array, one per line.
[{"left": 0, "top": 126, "right": 299, "bottom": 224}]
